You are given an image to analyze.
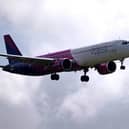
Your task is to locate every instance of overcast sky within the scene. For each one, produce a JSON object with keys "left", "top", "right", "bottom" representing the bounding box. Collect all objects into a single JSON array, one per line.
[{"left": 0, "top": 0, "right": 129, "bottom": 129}]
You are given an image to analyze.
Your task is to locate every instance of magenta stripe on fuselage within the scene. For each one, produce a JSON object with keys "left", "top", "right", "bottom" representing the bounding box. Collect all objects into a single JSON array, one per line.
[
  {"left": 23, "top": 49, "right": 81, "bottom": 76},
  {"left": 29, "top": 49, "right": 81, "bottom": 76},
  {"left": 38, "top": 49, "right": 73, "bottom": 59}
]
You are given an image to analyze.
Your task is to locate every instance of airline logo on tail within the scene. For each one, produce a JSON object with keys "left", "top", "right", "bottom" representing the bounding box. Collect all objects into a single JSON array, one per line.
[{"left": 4, "top": 35, "right": 22, "bottom": 64}]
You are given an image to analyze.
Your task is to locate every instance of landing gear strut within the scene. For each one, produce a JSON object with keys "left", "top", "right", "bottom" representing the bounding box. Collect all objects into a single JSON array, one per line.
[
  {"left": 80, "top": 68, "right": 89, "bottom": 82},
  {"left": 120, "top": 59, "right": 126, "bottom": 70},
  {"left": 51, "top": 73, "right": 60, "bottom": 80}
]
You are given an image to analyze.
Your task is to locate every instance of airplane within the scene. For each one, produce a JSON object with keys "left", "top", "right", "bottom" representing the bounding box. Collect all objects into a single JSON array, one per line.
[{"left": 0, "top": 34, "right": 128, "bottom": 82}]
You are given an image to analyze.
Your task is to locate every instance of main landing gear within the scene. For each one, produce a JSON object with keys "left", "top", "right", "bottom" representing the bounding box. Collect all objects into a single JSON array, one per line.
[
  {"left": 80, "top": 68, "right": 89, "bottom": 82},
  {"left": 120, "top": 59, "right": 126, "bottom": 70},
  {"left": 51, "top": 73, "right": 60, "bottom": 80}
]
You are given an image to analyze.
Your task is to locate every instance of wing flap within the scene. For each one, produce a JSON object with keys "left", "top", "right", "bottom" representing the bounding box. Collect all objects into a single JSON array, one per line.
[{"left": 0, "top": 53, "right": 54, "bottom": 65}]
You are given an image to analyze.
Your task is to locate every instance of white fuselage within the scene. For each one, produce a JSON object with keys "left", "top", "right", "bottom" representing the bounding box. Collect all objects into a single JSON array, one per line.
[{"left": 71, "top": 40, "right": 129, "bottom": 67}]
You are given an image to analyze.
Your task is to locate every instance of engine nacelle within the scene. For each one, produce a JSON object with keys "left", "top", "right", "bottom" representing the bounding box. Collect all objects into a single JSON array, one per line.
[
  {"left": 61, "top": 58, "right": 73, "bottom": 71},
  {"left": 96, "top": 61, "right": 116, "bottom": 75}
]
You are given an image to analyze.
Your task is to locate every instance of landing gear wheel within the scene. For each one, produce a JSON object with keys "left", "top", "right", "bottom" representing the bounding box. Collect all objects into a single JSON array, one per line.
[
  {"left": 51, "top": 74, "right": 59, "bottom": 80},
  {"left": 81, "top": 75, "right": 89, "bottom": 82},
  {"left": 120, "top": 65, "right": 125, "bottom": 70},
  {"left": 120, "top": 59, "right": 126, "bottom": 70},
  {"left": 80, "top": 68, "right": 89, "bottom": 82}
]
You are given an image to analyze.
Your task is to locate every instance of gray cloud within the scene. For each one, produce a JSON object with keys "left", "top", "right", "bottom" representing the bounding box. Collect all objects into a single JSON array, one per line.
[{"left": 0, "top": 93, "right": 41, "bottom": 129}]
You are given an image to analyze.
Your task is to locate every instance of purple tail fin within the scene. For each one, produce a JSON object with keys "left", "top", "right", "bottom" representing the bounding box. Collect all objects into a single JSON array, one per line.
[{"left": 4, "top": 34, "right": 22, "bottom": 64}]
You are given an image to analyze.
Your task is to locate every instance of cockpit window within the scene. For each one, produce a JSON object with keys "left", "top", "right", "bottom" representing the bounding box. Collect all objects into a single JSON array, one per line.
[{"left": 122, "top": 41, "right": 129, "bottom": 45}]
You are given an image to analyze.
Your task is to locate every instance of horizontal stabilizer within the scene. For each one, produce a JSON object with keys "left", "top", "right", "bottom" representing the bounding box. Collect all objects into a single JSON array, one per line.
[{"left": 0, "top": 53, "right": 55, "bottom": 65}]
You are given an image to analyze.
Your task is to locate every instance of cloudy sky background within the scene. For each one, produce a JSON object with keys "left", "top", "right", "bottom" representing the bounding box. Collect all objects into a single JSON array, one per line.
[{"left": 0, "top": 0, "right": 129, "bottom": 129}]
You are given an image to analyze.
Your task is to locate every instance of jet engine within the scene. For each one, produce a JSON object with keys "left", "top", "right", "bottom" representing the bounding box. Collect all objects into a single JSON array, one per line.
[
  {"left": 96, "top": 61, "right": 116, "bottom": 75},
  {"left": 61, "top": 58, "right": 73, "bottom": 71}
]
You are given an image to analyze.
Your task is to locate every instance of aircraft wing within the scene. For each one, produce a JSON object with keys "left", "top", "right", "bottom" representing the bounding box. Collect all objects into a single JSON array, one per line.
[{"left": 0, "top": 53, "right": 55, "bottom": 65}]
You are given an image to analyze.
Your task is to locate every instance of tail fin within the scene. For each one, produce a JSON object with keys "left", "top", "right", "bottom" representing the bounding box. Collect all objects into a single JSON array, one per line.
[{"left": 4, "top": 34, "right": 22, "bottom": 64}]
